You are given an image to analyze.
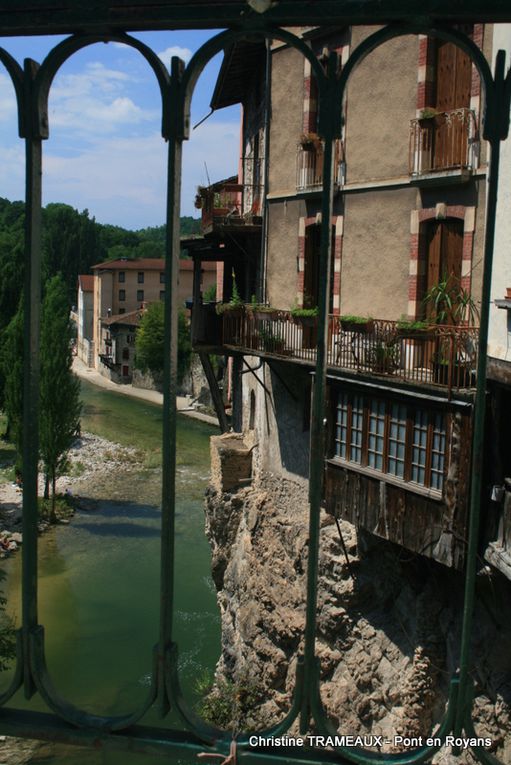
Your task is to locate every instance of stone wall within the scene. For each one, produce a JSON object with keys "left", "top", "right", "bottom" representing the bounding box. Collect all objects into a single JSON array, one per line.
[{"left": 204, "top": 470, "right": 511, "bottom": 761}]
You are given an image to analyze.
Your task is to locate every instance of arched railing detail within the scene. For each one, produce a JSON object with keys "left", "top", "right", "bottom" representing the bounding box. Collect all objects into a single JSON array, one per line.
[{"left": 0, "top": 9, "right": 510, "bottom": 763}]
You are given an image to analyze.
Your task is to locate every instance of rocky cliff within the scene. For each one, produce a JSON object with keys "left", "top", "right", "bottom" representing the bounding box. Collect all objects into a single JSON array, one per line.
[{"left": 204, "top": 470, "right": 511, "bottom": 762}]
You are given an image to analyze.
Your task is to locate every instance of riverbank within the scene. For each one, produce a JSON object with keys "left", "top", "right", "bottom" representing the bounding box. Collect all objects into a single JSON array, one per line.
[
  {"left": 73, "top": 356, "right": 220, "bottom": 427},
  {"left": 0, "top": 432, "right": 144, "bottom": 538}
]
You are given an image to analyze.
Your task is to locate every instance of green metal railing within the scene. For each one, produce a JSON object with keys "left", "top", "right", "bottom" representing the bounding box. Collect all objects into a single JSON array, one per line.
[{"left": 0, "top": 3, "right": 511, "bottom": 763}]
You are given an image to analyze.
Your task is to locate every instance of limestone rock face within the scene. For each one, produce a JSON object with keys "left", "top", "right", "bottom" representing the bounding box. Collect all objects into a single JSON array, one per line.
[{"left": 204, "top": 472, "right": 511, "bottom": 761}]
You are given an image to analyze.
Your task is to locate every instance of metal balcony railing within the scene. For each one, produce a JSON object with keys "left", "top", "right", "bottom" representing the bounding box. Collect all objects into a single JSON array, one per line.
[
  {"left": 296, "top": 138, "right": 345, "bottom": 191},
  {"left": 409, "top": 107, "right": 479, "bottom": 176},
  {"left": 200, "top": 177, "right": 264, "bottom": 232},
  {"left": 222, "top": 309, "right": 479, "bottom": 396}
]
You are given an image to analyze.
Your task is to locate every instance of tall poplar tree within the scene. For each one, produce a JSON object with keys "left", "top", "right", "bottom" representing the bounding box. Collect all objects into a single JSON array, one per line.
[
  {"left": 0, "top": 300, "right": 24, "bottom": 470},
  {"left": 39, "top": 275, "right": 81, "bottom": 520}
]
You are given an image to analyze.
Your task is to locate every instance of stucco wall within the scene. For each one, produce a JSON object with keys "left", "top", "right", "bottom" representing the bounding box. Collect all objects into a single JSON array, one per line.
[
  {"left": 266, "top": 199, "right": 304, "bottom": 309},
  {"left": 242, "top": 358, "right": 310, "bottom": 484},
  {"left": 341, "top": 188, "right": 416, "bottom": 319},
  {"left": 345, "top": 27, "right": 417, "bottom": 183},
  {"left": 488, "top": 24, "right": 511, "bottom": 362},
  {"left": 268, "top": 45, "right": 305, "bottom": 195}
]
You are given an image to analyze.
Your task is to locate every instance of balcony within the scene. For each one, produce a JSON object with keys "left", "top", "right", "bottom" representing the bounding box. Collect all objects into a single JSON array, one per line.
[
  {"left": 198, "top": 172, "right": 263, "bottom": 236},
  {"left": 409, "top": 107, "right": 479, "bottom": 182},
  {"left": 296, "top": 138, "right": 345, "bottom": 191},
  {"left": 221, "top": 309, "right": 478, "bottom": 396}
]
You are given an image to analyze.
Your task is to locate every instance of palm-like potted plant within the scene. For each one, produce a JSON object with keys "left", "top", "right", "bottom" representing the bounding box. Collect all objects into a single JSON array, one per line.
[{"left": 423, "top": 275, "right": 479, "bottom": 386}]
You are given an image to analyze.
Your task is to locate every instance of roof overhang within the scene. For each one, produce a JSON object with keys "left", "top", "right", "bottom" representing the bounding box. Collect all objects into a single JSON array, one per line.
[{"left": 1, "top": 2, "right": 510, "bottom": 37}]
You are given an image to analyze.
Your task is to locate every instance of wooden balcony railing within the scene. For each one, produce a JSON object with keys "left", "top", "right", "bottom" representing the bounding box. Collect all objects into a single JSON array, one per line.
[
  {"left": 409, "top": 107, "right": 478, "bottom": 176},
  {"left": 296, "top": 139, "right": 345, "bottom": 191},
  {"left": 222, "top": 309, "right": 479, "bottom": 395}
]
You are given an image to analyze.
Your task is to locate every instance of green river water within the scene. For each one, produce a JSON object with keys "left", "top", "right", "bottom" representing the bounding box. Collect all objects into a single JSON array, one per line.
[{"left": 1, "top": 378, "right": 221, "bottom": 764}]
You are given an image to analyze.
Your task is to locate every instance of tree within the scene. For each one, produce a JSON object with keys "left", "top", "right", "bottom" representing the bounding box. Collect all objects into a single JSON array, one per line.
[
  {"left": 39, "top": 275, "right": 81, "bottom": 521},
  {"left": 135, "top": 302, "right": 191, "bottom": 383},
  {"left": 0, "top": 301, "right": 24, "bottom": 470}
]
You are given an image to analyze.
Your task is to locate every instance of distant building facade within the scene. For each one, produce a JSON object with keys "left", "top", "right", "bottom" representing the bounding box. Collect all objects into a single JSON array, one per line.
[
  {"left": 76, "top": 274, "right": 94, "bottom": 367},
  {"left": 89, "top": 257, "right": 217, "bottom": 381}
]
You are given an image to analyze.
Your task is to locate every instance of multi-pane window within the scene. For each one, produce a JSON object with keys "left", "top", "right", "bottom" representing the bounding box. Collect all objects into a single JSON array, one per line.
[
  {"left": 160, "top": 272, "right": 165, "bottom": 284},
  {"left": 137, "top": 290, "right": 144, "bottom": 302},
  {"left": 160, "top": 291, "right": 165, "bottom": 301},
  {"left": 332, "top": 392, "right": 446, "bottom": 492},
  {"left": 118, "top": 271, "right": 125, "bottom": 283},
  {"left": 138, "top": 272, "right": 144, "bottom": 284},
  {"left": 119, "top": 289, "right": 126, "bottom": 302}
]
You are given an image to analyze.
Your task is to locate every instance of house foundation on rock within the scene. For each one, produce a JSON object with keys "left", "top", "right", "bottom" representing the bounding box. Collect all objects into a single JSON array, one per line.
[{"left": 192, "top": 24, "right": 494, "bottom": 572}]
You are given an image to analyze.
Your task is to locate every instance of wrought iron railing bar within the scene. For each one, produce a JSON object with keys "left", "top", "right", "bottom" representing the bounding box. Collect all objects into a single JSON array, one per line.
[
  {"left": 301, "top": 51, "right": 338, "bottom": 733},
  {"left": 21, "top": 58, "right": 44, "bottom": 701},
  {"left": 158, "top": 55, "right": 184, "bottom": 719}
]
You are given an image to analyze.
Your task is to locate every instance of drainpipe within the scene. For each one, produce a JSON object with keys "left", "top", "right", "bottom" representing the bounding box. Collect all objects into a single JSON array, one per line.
[{"left": 260, "top": 37, "right": 272, "bottom": 303}]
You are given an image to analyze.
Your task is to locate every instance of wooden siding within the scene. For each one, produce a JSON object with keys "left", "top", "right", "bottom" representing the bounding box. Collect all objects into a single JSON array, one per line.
[{"left": 324, "top": 408, "right": 473, "bottom": 569}]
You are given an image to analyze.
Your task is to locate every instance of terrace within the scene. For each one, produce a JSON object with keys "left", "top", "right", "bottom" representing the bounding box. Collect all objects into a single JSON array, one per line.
[{"left": 215, "top": 308, "right": 478, "bottom": 396}]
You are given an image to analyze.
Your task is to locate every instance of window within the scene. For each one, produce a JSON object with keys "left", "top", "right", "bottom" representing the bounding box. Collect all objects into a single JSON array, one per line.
[
  {"left": 160, "top": 272, "right": 165, "bottom": 284},
  {"left": 119, "top": 308, "right": 126, "bottom": 314},
  {"left": 137, "top": 290, "right": 144, "bottom": 302},
  {"left": 332, "top": 391, "right": 446, "bottom": 492},
  {"left": 118, "top": 271, "right": 125, "bottom": 283},
  {"left": 160, "top": 291, "right": 165, "bottom": 301},
  {"left": 119, "top": 289, "right": 126, "bottom": 302},
  {"left": 138, "top": 272, "right": 144, "bottom": 284},
  {"left": 122, "top": 347, "right": 129, "bottom": 360}
]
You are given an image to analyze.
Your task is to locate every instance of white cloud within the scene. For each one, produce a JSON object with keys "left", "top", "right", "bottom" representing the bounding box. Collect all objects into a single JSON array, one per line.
[
  {"left": 47, "top": 61, "right": 157, "bottom": 137},
  {"left": 157, "top": 46, "right": 192, "bottom": 65},
  {"left": 0, "top": 72, "right": 18, "bottom": 124},
  {"left": 35, "top": 118, "right": 240, "bottom": 227}
]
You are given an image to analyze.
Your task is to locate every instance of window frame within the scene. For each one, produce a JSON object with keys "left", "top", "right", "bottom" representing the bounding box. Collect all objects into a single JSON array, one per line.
[{"left": 330, "top": 389, "right": 447, "bottom": 495}]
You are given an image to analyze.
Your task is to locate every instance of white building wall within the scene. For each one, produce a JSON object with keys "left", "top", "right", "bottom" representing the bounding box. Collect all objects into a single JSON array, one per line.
[{"left": 489, "top": 25, "right": 511, "bottom": 362}]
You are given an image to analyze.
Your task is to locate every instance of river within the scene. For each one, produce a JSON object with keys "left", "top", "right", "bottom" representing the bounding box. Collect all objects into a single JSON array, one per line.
[{"left": 1, "top": 378, "right": 220, "bottom": 764}]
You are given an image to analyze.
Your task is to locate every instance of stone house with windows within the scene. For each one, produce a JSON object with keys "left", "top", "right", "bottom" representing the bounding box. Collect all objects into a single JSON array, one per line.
[
  {"left": 193, "top": 24, "right": 492, "bottom": 571},
  {"left": 91, "top": 257, "right": 217, "bottom": 380}
]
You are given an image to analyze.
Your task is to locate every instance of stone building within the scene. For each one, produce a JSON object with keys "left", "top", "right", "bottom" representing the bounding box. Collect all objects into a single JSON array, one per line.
[
  {"left": 91, "top": 257, "right": 217, "bottom": 379},
  {"left": 195, "top": 24, "right": 491, "bottom": 570}
]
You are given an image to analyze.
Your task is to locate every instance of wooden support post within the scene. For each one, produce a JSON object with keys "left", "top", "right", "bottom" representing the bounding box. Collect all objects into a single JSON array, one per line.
[{"left": 198, "top": 351, "right": 229, "bottom": 433}]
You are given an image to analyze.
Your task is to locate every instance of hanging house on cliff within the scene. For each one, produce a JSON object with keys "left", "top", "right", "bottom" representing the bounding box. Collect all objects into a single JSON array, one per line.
[{"left": 192, "top": 24, "right": 491, "bottom": 571}]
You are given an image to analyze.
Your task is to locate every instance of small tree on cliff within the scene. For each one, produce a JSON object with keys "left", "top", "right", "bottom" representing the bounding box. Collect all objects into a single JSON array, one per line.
[{"left": 39, "top": 275, "right": 81, "bottom": 520}]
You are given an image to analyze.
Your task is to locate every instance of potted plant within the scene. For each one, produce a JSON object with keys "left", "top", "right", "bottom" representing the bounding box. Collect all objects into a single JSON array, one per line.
[
  {"left": 418, "top": 107, "right": 445, "bottom": 128},
  {"left": 367, "top": 338, "right": 399, "bottom": 374},
  {"left": 290, "top": 305, "right": 319, "bottom": 327},
  {"left": 423, "top": 275, "right": 479, "bottom": 386},
  {"left": 299, "top": 132, "right": 323, "bottom": 152},
  {"left": 194, "top": 185, "right": 208, "bottom": 210},
  {"left": 396, "top": 317, "right": 433, "bottom": 338},
  {"left": 260, "top": 328, "right": 286, "bottom": 354},
  {"left": 340, "top": 314, "right": 374, "bottom": 333}
]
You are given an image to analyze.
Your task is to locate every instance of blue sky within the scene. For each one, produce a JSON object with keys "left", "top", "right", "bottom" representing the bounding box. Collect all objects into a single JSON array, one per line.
[{"left": 0, "top": 30, "right": 240, "bottom": 229}]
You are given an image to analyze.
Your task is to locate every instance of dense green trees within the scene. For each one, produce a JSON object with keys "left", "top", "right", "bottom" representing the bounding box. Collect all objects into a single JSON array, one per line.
[
  {"left": 39, "top": 276, "right": 82, "bottom": 519},
  {"left": 135, "top": 302, "right": 191, "bottom": 384}
]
